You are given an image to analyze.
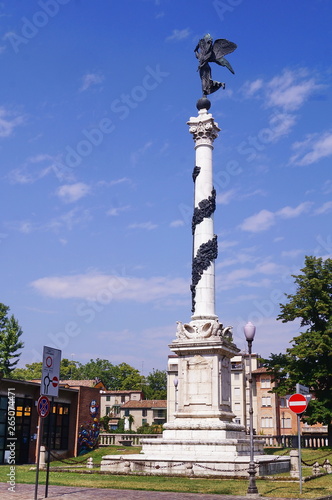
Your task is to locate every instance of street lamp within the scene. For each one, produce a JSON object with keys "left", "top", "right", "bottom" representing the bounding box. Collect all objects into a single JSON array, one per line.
[
  {"left": 244, "top": 321, "right": 258, "bottom": 495},
  {"left": 173, "top": 378, "right": 179, "bottom": 413}
]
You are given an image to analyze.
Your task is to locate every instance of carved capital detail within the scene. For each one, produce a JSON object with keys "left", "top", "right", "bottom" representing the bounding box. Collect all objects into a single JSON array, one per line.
[
  {"left": 187, "top": 112, "right": 220, "bottom": 146},
  {"left": 176, "top": 319, "right": 233, "bottom": 342}
]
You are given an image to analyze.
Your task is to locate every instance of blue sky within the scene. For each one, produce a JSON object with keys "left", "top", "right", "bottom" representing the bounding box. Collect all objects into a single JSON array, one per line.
[{"left": 1, "top": 0, "right": 331, "bottom": 375}]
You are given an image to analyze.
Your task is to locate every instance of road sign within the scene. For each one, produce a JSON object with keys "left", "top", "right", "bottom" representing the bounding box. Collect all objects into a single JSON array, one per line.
[
  {"left": 37, "top": 395, "right": 50, "bottom": 418},
  {"left": 296, "top": 383, "right": 310, "bottom": 395},
  {"left": 41, "top": 346, "right": 61, "bottom": 397},
  {"left": 288, "top": 393, "right": 308, "bottom": 414}
]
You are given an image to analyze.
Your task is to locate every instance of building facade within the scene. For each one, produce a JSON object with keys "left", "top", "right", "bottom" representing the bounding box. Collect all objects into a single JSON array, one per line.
[
  {"left": 0, "top": 378, "right": 102, "bottom": 464},
  {"left": 120, "top": 400, "right": 167, "bottom": 431}
]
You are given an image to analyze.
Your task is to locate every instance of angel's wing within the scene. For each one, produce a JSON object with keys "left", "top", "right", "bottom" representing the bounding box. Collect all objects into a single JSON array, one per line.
[{"left": 212, "top": 39, "right": 237, "bottom": 59}]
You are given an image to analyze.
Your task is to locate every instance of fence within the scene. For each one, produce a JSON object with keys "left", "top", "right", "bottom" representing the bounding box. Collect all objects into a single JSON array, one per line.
[
  {"left": 99, "top": 433, "right": 161, "bottom": 447},
  {"left": 100, "top": 433, "right": 328, "bottom": 448},
  {"left": 262, "top": 434, "right": 328, "bottom": 448}
]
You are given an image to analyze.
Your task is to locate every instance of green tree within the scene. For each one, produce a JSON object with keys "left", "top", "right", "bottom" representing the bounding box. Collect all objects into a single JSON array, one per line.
[
  {"left": 263, "top": 256, "right": 332, "bottom": 444},
  {"left": 11, "top": 358, "right": 80, "bottom": 380},
  {"left": 74, "top": 359, "right": 144, "bottom": 390},
  {"left": 143, "top": 369, "right": 167, "bottom": 399},
  {"left": 11, "top": 362, "right": 43, "bottom": 380},
  {"left": 0, "top": 303, "right": 24, "bottom": 377}
]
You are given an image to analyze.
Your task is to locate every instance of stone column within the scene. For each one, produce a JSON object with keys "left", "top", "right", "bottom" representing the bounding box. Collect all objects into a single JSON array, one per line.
[
  {"left": 167, "top": 98, "right": 239, "bottom": 428},
  {"left": 187, "top": 98, "right": 220, "bottom": 321}
]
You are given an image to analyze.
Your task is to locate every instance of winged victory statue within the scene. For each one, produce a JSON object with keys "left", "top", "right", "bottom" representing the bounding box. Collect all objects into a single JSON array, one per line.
[{"left": 194, "top": 34, "right": 237, "bottom": 96}]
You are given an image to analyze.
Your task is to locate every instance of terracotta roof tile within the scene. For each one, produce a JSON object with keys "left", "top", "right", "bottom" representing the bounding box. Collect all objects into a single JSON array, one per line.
[
  {"left": 60, "top": 379, "right": 101, "bottom": 387},
  {"left": 121, "top": 400, "right": 167, "bottom": 409},
  {"left": 252, "top": 367, "right": 269, "bottom": 374}
]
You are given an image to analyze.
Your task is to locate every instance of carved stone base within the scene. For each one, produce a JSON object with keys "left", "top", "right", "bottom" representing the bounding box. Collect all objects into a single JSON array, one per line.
[{"left": 175, "top": 318, "right": 232, "bottom": 342}]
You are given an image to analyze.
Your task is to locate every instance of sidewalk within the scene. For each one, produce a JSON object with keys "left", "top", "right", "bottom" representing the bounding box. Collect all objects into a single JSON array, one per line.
[{"left": 0, "top": 482, "right": 315, "bottom": 500}]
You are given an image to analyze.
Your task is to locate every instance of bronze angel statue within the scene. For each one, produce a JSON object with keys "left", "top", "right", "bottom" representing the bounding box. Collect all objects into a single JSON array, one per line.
[{"left": 194, "top": 34, "right": 237, "bottom": 96}]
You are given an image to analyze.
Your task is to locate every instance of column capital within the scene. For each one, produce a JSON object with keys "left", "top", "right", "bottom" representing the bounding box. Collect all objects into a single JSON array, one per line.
[{"left": 187, "top": 109, "right": 220, "bottom": 146}]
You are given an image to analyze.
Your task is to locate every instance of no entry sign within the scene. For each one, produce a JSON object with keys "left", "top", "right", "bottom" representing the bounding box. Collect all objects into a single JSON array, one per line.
[{"left": 289, "top": 393, "right": 308, "bottom": 414}]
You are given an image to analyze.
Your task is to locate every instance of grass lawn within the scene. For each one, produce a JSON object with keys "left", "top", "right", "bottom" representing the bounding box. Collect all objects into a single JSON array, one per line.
[{"left": 0, "top": 446, "right": 331, "bottom": 498}]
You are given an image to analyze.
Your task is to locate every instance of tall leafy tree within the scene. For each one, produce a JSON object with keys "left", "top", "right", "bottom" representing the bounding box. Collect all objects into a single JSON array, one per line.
[
  {"left": 74, "top": 358, "right": 144, "bottom": 390},
  {"left": 143, "top": 369, "right": 167, "bottom": 399},
  {"left": 0, "top": 303, "right": 24, "bottom": 377},
  {"left": 264, "top": 256, "right": 332, "bottom": 444},
  {"left": 11, "top": 359, "right": 79, "bottom": 380}
]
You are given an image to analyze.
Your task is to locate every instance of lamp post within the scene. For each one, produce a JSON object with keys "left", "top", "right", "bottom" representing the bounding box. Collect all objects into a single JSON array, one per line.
[
  {"left": 244, "top": 321, "right": 258, "bottom": 495},
  {"left": 173, "top": 378, "right": 179, "bottom": 413}
]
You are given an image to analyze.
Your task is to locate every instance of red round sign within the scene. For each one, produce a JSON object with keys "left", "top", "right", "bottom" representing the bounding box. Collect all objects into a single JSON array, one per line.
[
  {"left": 37, "top": 395, "right": 50, "bottom": 418},
  {"left": 52, "top": 376, "right": 59, "bottom": 388},
  {"left": 288, "top": 393, "right": 308, "bottom": 414}
]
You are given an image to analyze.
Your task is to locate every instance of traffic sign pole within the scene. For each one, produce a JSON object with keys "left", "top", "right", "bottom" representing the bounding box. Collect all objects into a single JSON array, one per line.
[
  {"left": 298, "top": 413, "right": 303, "bottom": 495},
  {"left": 288, "top": 393, "right": 308, "bottom": 494}
]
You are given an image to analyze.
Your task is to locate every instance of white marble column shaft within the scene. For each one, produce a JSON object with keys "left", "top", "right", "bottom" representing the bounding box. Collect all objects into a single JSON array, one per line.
[{"left": 187, "top": 107, "right": 220, "bottom": 320}]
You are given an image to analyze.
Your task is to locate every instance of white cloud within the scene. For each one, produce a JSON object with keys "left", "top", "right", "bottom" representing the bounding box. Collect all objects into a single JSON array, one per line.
[
  {"left": 165, "top": 28, "right": 190, "bottom": 42},
  {"left": 169, "top": 219, "right": 185, "bottom": 228},
  {"left": 0, "top": 106, "right": 24, "bottom": 138},
  {"left": 128, "top": 221, "right": 158, "bottom": 230},
  {"left": 240, "top": 202, "right": 313, "bottom": 233},
  {"left": 130, "top": 141, "right": 152, "bottom": 166},
  {"left": 31, "top": 272, "right": 188, "bottom": 302},
  {"left": 241, "top": 79, "right": 263, "bottom": 98},
  {"left": 107, "top": 205, "right": 130, "bottom": 216},
  {"left": 218, "top": 240, "right": 238, "bottom": 250},
  {"left": 216, "top": 189, "right": 237, "bottom": 205},
  {"left": 290, "top": 131, "right": 332, "bottom": 166},
  {"left": 79, "top": 72, "right": 104, "bottom": 92},
  {"left": 268, "top": 112, "right": 297, "bottom": 141},
  {"left": 281, "top": 249, "right": 303, "bottom": 258},
  {"left": 265, "top": 69, "right": 321, "bottom": 111},
  {"left": 314, "top": 201, "right": 332, "bottom": 215},
  {"left": 48, "top": 208, "right": 92, "bottom": 231},
  {"left": 56, "top": 183, "right": 90, "bottom": 203},
  {"left": 12, "top": 208, "right": 92, "bottom": 234},
  {"left": 276, "top": 202, "right": 312, "bottom": 219},
  {"left": 8, "top": 154, "right": 71, "bottom": 184},
  {"left": 322, "top": 180, "right": 332, "bottom": 194},
  {"left": 239, "top": 209, "right": 276, "bottom": 233}
]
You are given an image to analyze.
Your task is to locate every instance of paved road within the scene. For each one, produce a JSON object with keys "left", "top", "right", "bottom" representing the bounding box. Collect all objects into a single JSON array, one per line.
[{"left": 0, "top": 482, "right": 315, "bottom": 500}]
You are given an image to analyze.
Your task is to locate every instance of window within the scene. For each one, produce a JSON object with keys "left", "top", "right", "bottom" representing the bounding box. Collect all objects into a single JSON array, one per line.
[
  {"left": 261, "top": 378, "right": 271, "bottom": 388},
  {"left": 234, "top": 373, "right": 240, "bottom": 381},
  {"left": 235, "top": 418, "right": 241, "bottom": 425},
  {"left": 106, "top": 406, "right": 111, "bottom": 415},
  {"left": 234, "top": 387, "right": 240, "bottom": 397},
  {"left": 43, "top": 402, "right": 70, "bottom": 450},
  {"left": 261, "top": 417, "right": 273, "bottom": 428},
  {"left": 112, "top": 405, "right": 120, "bottom": 416},
  {"left": 234, "top": 402, "right": 241, "bottom": 412},
  {"left": 106, "top": 396, "right": 110, "bottom": 402},
  {"left": 121, "top": 396, "right": 126, "bottom": 403},
  {"left": 142, "top": 409, "right": 147, "bottom": 417},
  {"left": 280, "top": 397, "right": 287, "bottom": 408},
  {"left": 281, "top": 417, "right": 292, "bottom": 429},
  {"left": 142, "top": 419, "right": 147, "bottom": 425},
  {"left": 262, "top": 396, "right": 271, "bottom": 407}
]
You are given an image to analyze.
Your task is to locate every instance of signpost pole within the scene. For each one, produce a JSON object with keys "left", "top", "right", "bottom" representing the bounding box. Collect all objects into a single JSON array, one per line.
[
  {"left": 288, "top": 392, "right": 308, "bottom": 495},
  {"left": 34, "top": 416, "right": 43, "bottom": 500},
  {"left": 298, "top": 413, "right": 302, "bottom": 495},
  {"left": 45, "top": 396, "right": 54, "bottom": 498},
  {"left": 40, "top": 346, "right": 61, "bottom": 498}
]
